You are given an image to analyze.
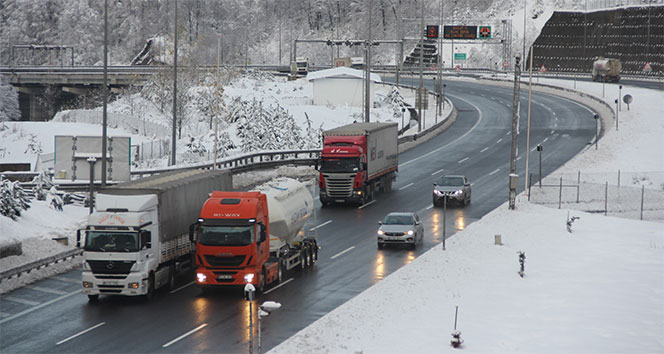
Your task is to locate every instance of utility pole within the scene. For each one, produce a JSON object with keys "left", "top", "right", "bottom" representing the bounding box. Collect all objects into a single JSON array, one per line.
[
  {"left": 436, "top": 0, "right": 444, "bottom": 116},
  {"left": 101, "top": 0, "right": 108, "bottom": 187},
  {"left": 509, "top": 55, "right": 521, "bottom": 210},
  {"left": 171, "top": 0, "right": 178, "bottom": 166},
  {"left": 524, "top": 46, "right": 534, "bottom": 198},
  {"left": 364, "top": 0, "right": 372, "bottom": 123},
  {"left": 418, "top": 0, "right": 424, "bottom": 132}
]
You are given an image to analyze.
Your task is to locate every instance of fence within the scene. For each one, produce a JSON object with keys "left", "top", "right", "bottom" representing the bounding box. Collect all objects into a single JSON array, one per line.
[
  {"left": 587, "top": 0, "right": 664, "bottom": 11},
  {"left": 528, "top": 170, "right": 664, "bottom": 222},
  {"left": 52, "top": 109, "right": 171, "bottom": 137},
  {"left": 132, "top": 139, "right": 170, "bottom": 162}
]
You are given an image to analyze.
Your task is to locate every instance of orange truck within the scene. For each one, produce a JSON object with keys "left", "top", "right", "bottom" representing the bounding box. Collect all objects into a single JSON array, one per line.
[{"left": 190, "top": 177, "right": 316, "bottom": 293}]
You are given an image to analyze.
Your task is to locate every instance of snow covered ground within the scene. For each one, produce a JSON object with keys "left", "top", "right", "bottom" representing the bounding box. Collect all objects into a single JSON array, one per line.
[{"left": 268, "top": 78, "right": 664, "bottom": 353}]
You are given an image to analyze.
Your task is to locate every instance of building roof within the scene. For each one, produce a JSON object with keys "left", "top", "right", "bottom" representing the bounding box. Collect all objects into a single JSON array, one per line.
[{"left": 306, "top": 67, "right": 382, "bottom": 83}]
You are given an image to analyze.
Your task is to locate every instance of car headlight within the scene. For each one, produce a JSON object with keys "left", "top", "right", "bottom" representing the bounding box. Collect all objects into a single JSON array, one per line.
[
  {"left": 196, "top": 273, "right": 207, "bottom": 283},
  {"left": 407, "top": 230, "right": 414, "bottom": 235},
  {"left": 454, "top": 189, "right": 463, "bottom": 196},
  {"left": 377, "top": 230, "right": 384, "bottom": 235},
  {"left": 244, "top": 273, "right": 255, "bottom": 283},
  {"left": 433, "top": 189, "right": 443, "bottom": 196}
]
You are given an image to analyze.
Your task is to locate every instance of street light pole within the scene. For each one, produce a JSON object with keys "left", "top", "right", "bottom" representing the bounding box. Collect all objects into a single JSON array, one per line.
[
  {"left": 594, "top": 114, "right": 599, "bottom": 150},
  {"left": 508, "top": 55, "right": 521, "bottom": 210},
  {"left": 87, "top": 157, "right": 97, "bottom": 215},
  {"left": 418, "top": 0, "right": 424, "bottom": 132},
  {"left": 101, "top": 0, "right": 108, "bottom": 187},
  {"left": 442, "top": 194, "right": 447, "bottom": 251},
  {"left": 525, "top": 45, "right": 534, "bottom": 197},
  {"left": 364, "top": 0, "right": 372, "bottom": 123},
  {"left": 171, "top": 0, "right": 178, "bottom": 166}
]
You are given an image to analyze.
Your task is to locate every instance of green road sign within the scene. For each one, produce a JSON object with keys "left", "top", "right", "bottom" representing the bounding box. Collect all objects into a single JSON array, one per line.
[{"left": 454, "top": 53, "right": 466, "bottom": 61}]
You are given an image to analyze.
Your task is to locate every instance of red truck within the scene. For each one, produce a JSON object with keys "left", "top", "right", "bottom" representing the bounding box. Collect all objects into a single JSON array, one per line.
[
  {"left": 190, "top": 178, "right": 316, "bottom": 293},
  {"left": 317, "top": 122, "right": 399, "bottom": 205}
]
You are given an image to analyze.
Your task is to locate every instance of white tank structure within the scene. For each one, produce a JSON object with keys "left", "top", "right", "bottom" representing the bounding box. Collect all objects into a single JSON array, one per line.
[{"left": 252, "top": 177, "right": 314, "bottom": 253}]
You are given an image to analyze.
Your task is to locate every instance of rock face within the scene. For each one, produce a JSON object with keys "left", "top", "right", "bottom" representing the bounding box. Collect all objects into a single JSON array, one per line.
[
  {"left": 532, "top": 6, "right": 664, "bottom": 75},
  {"left": 0, "top": 241, "right": 22, "bottom": 259}
]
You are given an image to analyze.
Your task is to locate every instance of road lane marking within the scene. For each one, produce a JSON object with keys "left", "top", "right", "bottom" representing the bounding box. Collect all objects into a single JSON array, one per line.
[
  {"left": 0, "top": 290, "right": 80, "bottom": 325},
  {"left": 358, "top": 200, "right": 376, "bottom": 209},
  {"left": 0, "top": 312, "right": 10, "bottom": 318},
  {"left": 401, "top": 94, "right": 484, "bottom": 167},
  {"left": 3, "top": 296, "right": 40, "bottom": 306},
  {"left": 331, "top": 246, "right": 355, "bottom": 260},
  {"left": 543, "top": 137, "right": 549, "bottom": 143},
  {"left": 54, "top": 276, "right": 80, "bottom": 284},
  {"left": 480, "top": 147, "right": 489, "bottom": 153},
  {"left": 431, "top": 168, "right": 445, "bottom": 175},
  {"left": 496, "top": 138, "right": 503, "bottom": 144},
  {"left": 458, "top": 157, "right": 469, "bottom": 163},
  {"left": 162, "top": 323, "right": 208, "bottom": 348},
  {"left": 517, "top": 156, "right": 522, "bottom": 161},
  {"left": 531, "top": 146, "right": 538, "bottom": 152},
  {"left": 27, "top": 286, "right": 68, "bottom": 295},
  {"left": 489, "top": 169, "right": 500, "bottom": 175},
  {"left": 399, "top": 182, "right": 414, "bottom": 190},
  {"left": 309, "top": 220, "right": 332, "bottom": 231},
  {"left": 169, "top": 281, "right": 195, "bottom": 294},
  {"left": 263, "top": 278, "right": 294, "bottom": 294},
  {"left": 506, "top": 131, "right": 511, "bottom": 136},
  {"left": 56, "top": 322, "right": 106, "bottom": 345}
]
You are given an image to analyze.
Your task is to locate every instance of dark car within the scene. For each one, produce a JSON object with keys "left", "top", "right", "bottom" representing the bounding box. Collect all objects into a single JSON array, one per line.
[{"left": 433, "top": 175, "right": 471, "bottom": 207}]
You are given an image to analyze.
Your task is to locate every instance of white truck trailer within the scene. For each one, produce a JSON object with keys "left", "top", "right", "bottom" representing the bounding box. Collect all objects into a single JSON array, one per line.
[{"left": 78, "top": 169, "right": 232, "bottom": 301}]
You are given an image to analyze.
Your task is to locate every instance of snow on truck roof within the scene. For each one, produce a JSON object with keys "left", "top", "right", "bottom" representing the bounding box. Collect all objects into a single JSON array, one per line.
[{"left": 306, "top": 67, "right": 381, "bottom": 83}]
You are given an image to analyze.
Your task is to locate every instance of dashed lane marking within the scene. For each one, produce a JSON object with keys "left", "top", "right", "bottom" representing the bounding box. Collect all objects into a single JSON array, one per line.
[
  {"left": 458, "top": 157, "right": 469, "bottom": 163},
  {"left": 480, "top": 147, "right": 489, "bottom": 153},
  {"left": 309, "top": 220, "right": 332, "bottom": 231},
  {"left": 331, "top": 246, "right": 355, "bottom": 260},
  {"left": 399, "top": 182, "right": 414, "bottom": 190},
  {"left": 162, "top": 324, "right": 208, "bottom": 348},
  {"left": 56, "top": 322, "right": 106, "bottom": 345},
  {"left": 263, "top": 278, "right": 294, "bottom": 295},
  {"left": 431, "top": 168, "right": 445, "bottom": 176},
  {"left": 358, "top": 200, "right": 376, "bottom": 209},
  {"left": 489, "top": 169, "right": 500, "bottom": 176},
  {"left": 496, "top": 138, "right": 503, "bottom": 144},
  {"left": 169, "top": 281, "right": 195, "bottom": 294}
]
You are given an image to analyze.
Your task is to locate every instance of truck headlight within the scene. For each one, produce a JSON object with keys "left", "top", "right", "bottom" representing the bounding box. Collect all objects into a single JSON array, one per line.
[
  {"left": 244, "top": 273, "right": 255, "bottom": 283},
  {"left": 129, "top": 282, "right": 139, "bottom": 289},
  {"left": 82, "top": 281, "right": 93, "bottom": 288},
  {"left": 196, "top": 273, "right": 207, "bottom": 283}
]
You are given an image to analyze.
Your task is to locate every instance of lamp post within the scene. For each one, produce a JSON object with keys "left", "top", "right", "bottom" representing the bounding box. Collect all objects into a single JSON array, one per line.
[
  {"left": 615, "top": 98, "right": 619, "bottom": 131},
  {"left": 442, "top": 194, "right": 447, "bottom": 250},
  {"left": 594, "top": 114, "right": 599, "bottom": 150},
  {"left": 87, "top": 157, "right": 97, "bottom": 214},
  {"left": 537, "top": 144, "right": 543, "bottom": 187},
  {"left": 257, "top": 301, "right": 282, "bottom": 354},
  {"left": 618, "top": 84, "right": 623, "bottom": 111},
  {"left": 101, "top": 0, "right": 108, "bottom": 187},
  {"left": 401, "top": 107, "right": 405, "bottom": 130}
]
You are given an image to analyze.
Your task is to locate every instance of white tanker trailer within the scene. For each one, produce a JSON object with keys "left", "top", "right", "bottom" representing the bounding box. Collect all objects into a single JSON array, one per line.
[{"left": 191, "top": 177, "right": 318, "bottom": 293}]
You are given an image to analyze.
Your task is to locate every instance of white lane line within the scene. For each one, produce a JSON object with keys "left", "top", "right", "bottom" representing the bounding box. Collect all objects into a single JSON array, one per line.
[
  {"left": 169, "top": 281, "right": 195, "bottom": 294},
  {"left": 543, "top": 137, "right": 549, "bottom": 143},
  {"left": 458, "top": 157, "right": 469, "bottom": 164},
  {"left": 399, "top": 182, "right": 414, "bottom": 190},
  {"left": 56, "top": 322, "right": 106, "bottom": 345},
  {"left": 309, "top": 220, "right": 332, "bottom": 231},
  {"left": 0, "top": 289, "right": 80, "bottom": 325},
  {"left": 517, "top": 156, "right": 522, "bottom": 161},
  {"left": 506, "top": 131, "right": 511, "bottom": 136},
  {"left": 331, "top": 246, "right": 355, "bottom": 260},
  {"left": 550, "top": 130, "right": 555, "bottom": 135},
  {"left": 358, "top": 200, "right": 376, "bottom": 209},
  {"left": 263, "top": 278, "right": 294, "bottom": 295},
  {"left": 27, "top": 286, "right": 67, "bottom": 295},
  {"left": 531, "top": 146, "right": 538, "bottom": 152},
  {"left": 400, "top": 94, "right": 484, "bottom": 167},
  {"left": 3, "top": 296, "right": 40, "bottom": 306},
  {"left": 480, "top": 147, "right": 489, "bottom": 153},
  {"left": 431, "top": 168, "right": 445, "bottom": 176},
  {"left": 425, "top": 205, "right": 433, "bottom": 210},
  {"left": 53, "top": 276, "right": 80, "bottom": 284},
  {"left": 489, "top": 169, "right": 500, "bottom": 175},
  {"left": 162, "top": 323, "right": 208, "bottom": 348},
  {"left": 496, "top": 138, "right": 503, "bottom": 144}
]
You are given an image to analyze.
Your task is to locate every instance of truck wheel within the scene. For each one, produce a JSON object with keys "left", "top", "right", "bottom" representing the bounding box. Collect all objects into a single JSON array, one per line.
[
  {"left": 305, "top": 246, "right": 312, "bottom": 268},
  {"left": 144, "top": 274, "right": 155, "bottom": 301},
  {"left": 311, "top": 242, "right": 318, "bottom": 263},
  {"left": 299, "top": 251, "right": 306, "bottom": 270},
  {"left": 258, "top": 269, "right": 266, "bottom": 293},
  {"left": 277, "top": 261, "right": 284, "bottom": 283},
  {"left": 87, "top": 294, "right": 99, "bottom": 302}
]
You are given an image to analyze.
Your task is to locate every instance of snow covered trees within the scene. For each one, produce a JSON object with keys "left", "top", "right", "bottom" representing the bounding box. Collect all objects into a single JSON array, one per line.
[{"left": 0, "top": 176, "right": 31, "bottom": 220}]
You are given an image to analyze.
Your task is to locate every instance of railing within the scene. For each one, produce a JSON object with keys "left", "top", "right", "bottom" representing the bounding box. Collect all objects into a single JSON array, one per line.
[{"left": 0, "top": 248, "right": 83, "bottom": 284}]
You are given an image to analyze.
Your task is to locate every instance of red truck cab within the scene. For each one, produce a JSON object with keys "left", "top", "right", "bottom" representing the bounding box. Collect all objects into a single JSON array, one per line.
[{"left": 190, "top": 191, "right": 280, "bottom": 292}]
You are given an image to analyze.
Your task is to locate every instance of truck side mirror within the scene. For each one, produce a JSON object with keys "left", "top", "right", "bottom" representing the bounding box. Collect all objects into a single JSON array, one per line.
[{"left": 76, "top": 229, "right": 81, "bottom": 248}]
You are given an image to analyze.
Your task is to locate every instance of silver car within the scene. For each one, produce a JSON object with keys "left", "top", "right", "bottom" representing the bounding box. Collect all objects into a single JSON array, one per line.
[
  {"left": 377, "top": 212, "right": 424, "bottom": 249},
  {"left": 433, "top": 175, "right": 471, "bottom": 207}
]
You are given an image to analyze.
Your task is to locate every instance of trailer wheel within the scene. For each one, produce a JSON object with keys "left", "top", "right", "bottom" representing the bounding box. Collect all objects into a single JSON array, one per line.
[
  {"left": 299, "top": 250, "right": 306, "bottom": 270},
  {"left": 87, "top": 294, "right": 99, "bottom": 302},
  {"left": 277, "top": 260, "right": 284, "bottom": 283},
  {"left": 311, "top": 242, "right": 318, "bottom": 263}
]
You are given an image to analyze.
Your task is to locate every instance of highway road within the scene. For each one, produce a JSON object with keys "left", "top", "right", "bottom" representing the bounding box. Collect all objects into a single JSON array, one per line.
[{"left": 0, "top": 78, "right": 597, "bottom": 353}]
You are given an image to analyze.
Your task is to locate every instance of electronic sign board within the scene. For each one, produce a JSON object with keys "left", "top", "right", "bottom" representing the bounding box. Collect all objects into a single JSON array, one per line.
[{"left": 443, "top": 25, "right": 478, "bottom": 40}]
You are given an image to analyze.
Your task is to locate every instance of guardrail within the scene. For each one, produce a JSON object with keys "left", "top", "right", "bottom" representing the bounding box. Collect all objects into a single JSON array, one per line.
[{"left": 0, "top": 248, "right": 83, "bottom": 284}]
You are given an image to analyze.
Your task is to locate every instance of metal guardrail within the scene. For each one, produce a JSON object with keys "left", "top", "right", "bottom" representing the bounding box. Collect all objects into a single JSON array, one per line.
[{"left": 0, "top": 248, "right": 83, "bottom": 284}]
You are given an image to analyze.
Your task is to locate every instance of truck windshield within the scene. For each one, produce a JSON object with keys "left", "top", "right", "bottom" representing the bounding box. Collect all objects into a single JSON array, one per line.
[
  {"left": 320, "top": 158, "right": 359, "bottom": 172},
  {"left": 199, "top": 225, "right": 254, "bottom": 246},
  {"left": 85, "top": 231, "right": 139, "bottom": 252}
]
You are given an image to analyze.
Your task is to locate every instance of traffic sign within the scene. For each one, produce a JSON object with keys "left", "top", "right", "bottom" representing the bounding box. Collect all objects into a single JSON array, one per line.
[
  {"left": 443, "top": 25, "right": 478, "bottom": 40},
  {"left": 539, "top": 64, "right": 547, "bottom": 72},
  {"left": 643, "top": 62, "right": 652, "bottom": 72},
  {"left": 455, "top": 64, "right": 461, "bottom": 71},
  {"left": 479, "top": 26, "right": 491, "bottom": 39},
  {"left": 426, "top": 25, "right": 439, "bottom": 39},
  {"left": 503, "top": 60, "right": 510, "bottom": 68},
  {"left": 454, "top": 53, "right": 466, "bottom": 61}
]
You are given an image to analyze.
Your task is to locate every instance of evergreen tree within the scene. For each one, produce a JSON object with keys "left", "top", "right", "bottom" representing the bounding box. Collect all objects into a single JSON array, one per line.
[{"left": 0, "top": 176, "right": 31, "bottom": 220}]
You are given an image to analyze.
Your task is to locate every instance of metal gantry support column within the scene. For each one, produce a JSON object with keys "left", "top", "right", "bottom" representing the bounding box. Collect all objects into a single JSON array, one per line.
[{"left": 509, "top": 55, "right": 521, "bottom": 210}]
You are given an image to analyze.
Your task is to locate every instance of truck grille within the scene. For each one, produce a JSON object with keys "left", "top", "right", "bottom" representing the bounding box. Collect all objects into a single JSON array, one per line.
[
  {"left": 204, "top": 255, "right": 246, "bottom": 267},
  {"left": 87, "top": 260, "right": 135, "bottom": 275},
  {"left": 323, "top": 174, "right": 355, "bottom": 197}
]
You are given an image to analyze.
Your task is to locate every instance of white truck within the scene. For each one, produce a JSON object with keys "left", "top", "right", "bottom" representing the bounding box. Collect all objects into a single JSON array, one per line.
[
  {"left": 78, "top": 169, "right": 232, "bottom": 301},
  {"left": 191, "top": 177, "right": 317, "bottom": 293}
]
